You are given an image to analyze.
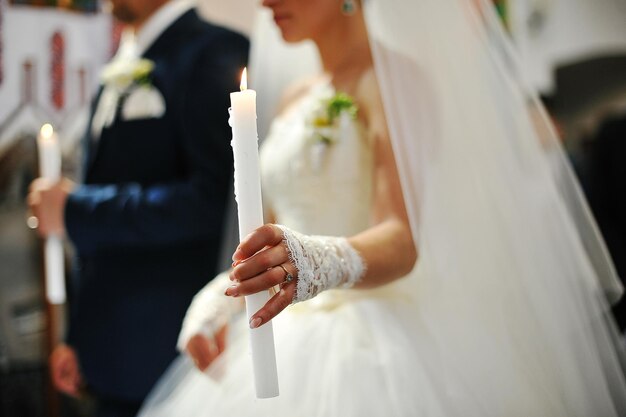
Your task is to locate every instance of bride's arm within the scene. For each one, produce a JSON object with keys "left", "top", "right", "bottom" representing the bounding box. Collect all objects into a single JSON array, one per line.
[
  {"left": 350, "top": 69, "right": 417, "bottom": 288},
  {"left": 226, "top": 71, "right": 417, "bottom": 327}
]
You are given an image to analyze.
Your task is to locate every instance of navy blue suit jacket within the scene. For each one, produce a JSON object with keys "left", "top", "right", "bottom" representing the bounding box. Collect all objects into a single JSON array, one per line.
[{"left": 64, "top": 10, "right": 248, "bottom": 402}]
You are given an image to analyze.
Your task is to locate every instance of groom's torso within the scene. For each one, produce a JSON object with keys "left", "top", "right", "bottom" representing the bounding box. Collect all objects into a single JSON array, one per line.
[
  {"left": 86, "top": 10, "right": 218, "bottom": 184},
  {"left": 72, "top": 10, "right": 247, "bottom": 402}
]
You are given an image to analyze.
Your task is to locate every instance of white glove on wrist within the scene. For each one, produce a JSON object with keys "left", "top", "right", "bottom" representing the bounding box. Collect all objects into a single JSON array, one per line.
[
  {"left": 176, "top": 271, "right": 243, "bottom": 352},
  {"left": 276, "top": 225, "right": 366, "bottom": 304}
]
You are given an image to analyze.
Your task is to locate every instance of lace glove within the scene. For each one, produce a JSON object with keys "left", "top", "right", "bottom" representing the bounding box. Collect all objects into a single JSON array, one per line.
[
  {"left": 276, "top": 225, "right": 366, "bottom": 304},
  {"left": 176, "top": 271, "right": 244, "bottom": 352}
]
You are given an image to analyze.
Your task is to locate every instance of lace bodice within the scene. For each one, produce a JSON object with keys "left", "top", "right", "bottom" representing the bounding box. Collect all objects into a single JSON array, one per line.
[{"left": 260, "top": 81, "right": 373, "bottom": 237}]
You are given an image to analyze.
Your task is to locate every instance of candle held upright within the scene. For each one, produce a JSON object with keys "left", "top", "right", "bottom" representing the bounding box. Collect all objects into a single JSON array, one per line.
[
  {"left": 229, "top": 68, "right": 279, "bottom": 398},
  {"left": 36, "top": 124, "right": 66, "bottom": 304}
]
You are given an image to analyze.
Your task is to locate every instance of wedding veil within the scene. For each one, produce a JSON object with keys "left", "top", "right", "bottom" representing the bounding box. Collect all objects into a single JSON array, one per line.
[{"left": 251, "top": 0, "right": 626, "bottom": 413}]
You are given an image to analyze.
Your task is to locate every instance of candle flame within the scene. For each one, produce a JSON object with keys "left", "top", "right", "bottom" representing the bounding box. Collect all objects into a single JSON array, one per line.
[
  {"left": 240, "top": 67, "right": 247, "bottom": 91},
  {"left": 40, "top": 123, "right": 54, "bottom": 139}
]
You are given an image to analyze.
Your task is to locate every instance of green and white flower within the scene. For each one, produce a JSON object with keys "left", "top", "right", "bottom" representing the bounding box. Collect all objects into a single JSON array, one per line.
[
  {"left": 308, "top": 92, "right": 358, "bottom": 145},
  {"left": 101, "top": 58, "right": 155, "bottom": 92}
]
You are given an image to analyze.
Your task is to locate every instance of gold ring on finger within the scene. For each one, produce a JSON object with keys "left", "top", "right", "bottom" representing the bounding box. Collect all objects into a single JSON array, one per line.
[{"left": 277, "top": 264, "right": 294, "bottom": 285}]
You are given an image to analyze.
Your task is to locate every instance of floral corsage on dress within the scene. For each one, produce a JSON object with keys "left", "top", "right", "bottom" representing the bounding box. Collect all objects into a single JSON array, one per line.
[{"left": 306, "top": 91, "right": 358, "bottom": 172}]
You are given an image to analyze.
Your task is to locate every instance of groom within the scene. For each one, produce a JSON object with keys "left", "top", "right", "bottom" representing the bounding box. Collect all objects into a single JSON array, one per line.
[{"left": 27, "top": 0, "right": 248, "bottom": 415}]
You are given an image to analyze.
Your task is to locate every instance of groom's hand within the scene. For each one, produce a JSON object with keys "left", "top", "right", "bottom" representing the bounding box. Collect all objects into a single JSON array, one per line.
[
  {"left": 50, "top": 344, "right": 82, "bottom": 397},
  {"left": 27, "top": 178, "right": 75, "bottom": 237}
]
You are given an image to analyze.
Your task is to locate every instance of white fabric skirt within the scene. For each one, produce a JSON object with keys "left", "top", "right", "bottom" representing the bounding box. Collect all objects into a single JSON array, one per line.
[
  {"left": 138, "top": 275, "right": 456, "bottom": 417},
  {"left": 139, "top": 260, "right": 625, "bottom": 417}
]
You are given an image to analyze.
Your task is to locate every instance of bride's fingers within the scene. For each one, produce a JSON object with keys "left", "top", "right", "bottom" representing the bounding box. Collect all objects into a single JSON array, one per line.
[
  {"left": 214, "top": 325, "right": 228, "bottom": 355},
  {"left": 248, "top": 281, "right": 296, "bottom": 329},
  {"left": 186, "top": 334, "right": 217, "bottom": 371},
  {"left": 226, "top": 264, "right": 292, "bottom": 297},
  {"left": 232, "top": 224, "right": 284, "bottom": 263},
  {"left": 230, "top": 243, "right": 289, "bottom": 282}
]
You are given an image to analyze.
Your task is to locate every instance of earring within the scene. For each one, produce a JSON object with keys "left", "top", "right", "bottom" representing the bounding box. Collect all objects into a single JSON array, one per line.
[{"left": 342, "top": 0, "right": 357, "bottom": 16}]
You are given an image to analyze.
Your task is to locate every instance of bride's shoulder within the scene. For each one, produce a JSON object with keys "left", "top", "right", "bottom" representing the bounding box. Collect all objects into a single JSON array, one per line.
[
  {"left": 354, "top": 68, "right": 386, "bottom": 136},
  {"left": 355, "top": 68, "right": 379, "bottom": 99},
  {"left": 275, "top": 75, "right": 327, "bottom": 117}
]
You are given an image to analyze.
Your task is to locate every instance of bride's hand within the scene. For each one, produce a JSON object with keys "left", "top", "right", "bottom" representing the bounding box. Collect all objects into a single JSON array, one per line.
[
  {"left": 177, "top": 271, "right": 241, "bottom": 368},
  {"left": 227, "top": 224, "right": 298, "bottom": 328},
  {"left": 186, "top": 325, "right": 228, "bottom": 371}
]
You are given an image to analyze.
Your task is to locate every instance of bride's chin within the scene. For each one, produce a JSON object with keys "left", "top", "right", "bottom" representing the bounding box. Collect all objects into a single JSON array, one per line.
[{"left": 277, "top": 29, "right": 305, "bottom": 44}]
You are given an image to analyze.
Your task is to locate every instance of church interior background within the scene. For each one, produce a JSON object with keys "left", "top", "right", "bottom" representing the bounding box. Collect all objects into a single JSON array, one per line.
[{"left": 0, "top": 0, "right": 624, "bottom": 416}]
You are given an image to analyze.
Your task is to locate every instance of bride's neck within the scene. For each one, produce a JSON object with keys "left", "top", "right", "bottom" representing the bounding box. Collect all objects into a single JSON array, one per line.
[{"left": 314, "top": 12, "right": 372, "bottom": 91}]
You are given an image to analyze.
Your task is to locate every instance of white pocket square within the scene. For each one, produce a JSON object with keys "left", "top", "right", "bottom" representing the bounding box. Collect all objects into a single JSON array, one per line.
[{"left": 122, "top": 86, "right": 166, "bottom": 121}]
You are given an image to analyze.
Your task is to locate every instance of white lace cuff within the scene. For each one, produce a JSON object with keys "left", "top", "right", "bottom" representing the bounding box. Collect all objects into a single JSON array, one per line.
[
  {"left": 176, "top": 271, "right": 243, "bottom": 352},
  {"left": 276, "top": 225, "right": 365, "bottom": 304}
]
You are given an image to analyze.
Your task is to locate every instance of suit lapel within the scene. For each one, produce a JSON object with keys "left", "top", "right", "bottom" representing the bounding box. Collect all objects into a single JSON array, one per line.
[{"left": 83, "top": 10, "right": 200, "bottom": 181}]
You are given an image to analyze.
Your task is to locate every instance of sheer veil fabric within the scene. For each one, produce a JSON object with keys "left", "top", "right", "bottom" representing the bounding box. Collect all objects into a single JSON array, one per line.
[
  {"left": 139, "top": 0, "right": 626, "bottom": 415},
  {"left": 365, "top": 0, "right": 626, "bottom": 413},
  {"left": 249, "top": 0, "right": 626, "bottom": 413}
]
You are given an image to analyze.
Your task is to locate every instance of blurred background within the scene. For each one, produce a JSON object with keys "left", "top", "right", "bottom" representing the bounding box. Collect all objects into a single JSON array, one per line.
[
  {"left": 0, "top": 1, "right": 252, "bottom": 416},
  {"left": 0, "top": 0, "right": 625, "bottom": 416}
]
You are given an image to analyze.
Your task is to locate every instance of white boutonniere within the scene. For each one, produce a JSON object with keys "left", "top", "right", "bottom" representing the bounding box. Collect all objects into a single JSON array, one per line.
[
  {"left": 101, "top": 58, "right": 155, "bottom": 92},
  {"left": 307, "top": 92, "right": 358, "bottom": 172},
  {"left": 93, "top": 58, "right": 165, "bottom": 129}
]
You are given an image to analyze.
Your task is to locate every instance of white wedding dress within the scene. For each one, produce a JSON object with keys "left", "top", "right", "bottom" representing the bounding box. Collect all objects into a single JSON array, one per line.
[
  {"left": 138, "top": 78, "right": 625, "bottom": 417},
  {"left": 138, "top": 79, "right": 448, "bottom": 416}
]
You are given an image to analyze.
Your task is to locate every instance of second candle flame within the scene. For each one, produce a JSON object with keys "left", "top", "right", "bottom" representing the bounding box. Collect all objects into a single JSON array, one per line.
[
  {"left": 40, "top": 123, "right": 54, "bottom": 140},
  {"left": 240, "top": 67, "right": 247, "bottom": 91}
]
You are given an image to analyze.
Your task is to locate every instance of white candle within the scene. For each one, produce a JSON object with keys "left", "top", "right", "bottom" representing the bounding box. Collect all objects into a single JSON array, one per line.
[
  {"left": 229, "top": 68, "right": 279, "bottom": 399},
  {"left": 37, "top": 124, "right": 66, "bottom": 305}
]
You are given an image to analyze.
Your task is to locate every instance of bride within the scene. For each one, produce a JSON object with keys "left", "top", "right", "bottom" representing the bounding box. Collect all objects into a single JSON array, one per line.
[{"left": 139, "top": 0, "right": 626, "bottom": 415}]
